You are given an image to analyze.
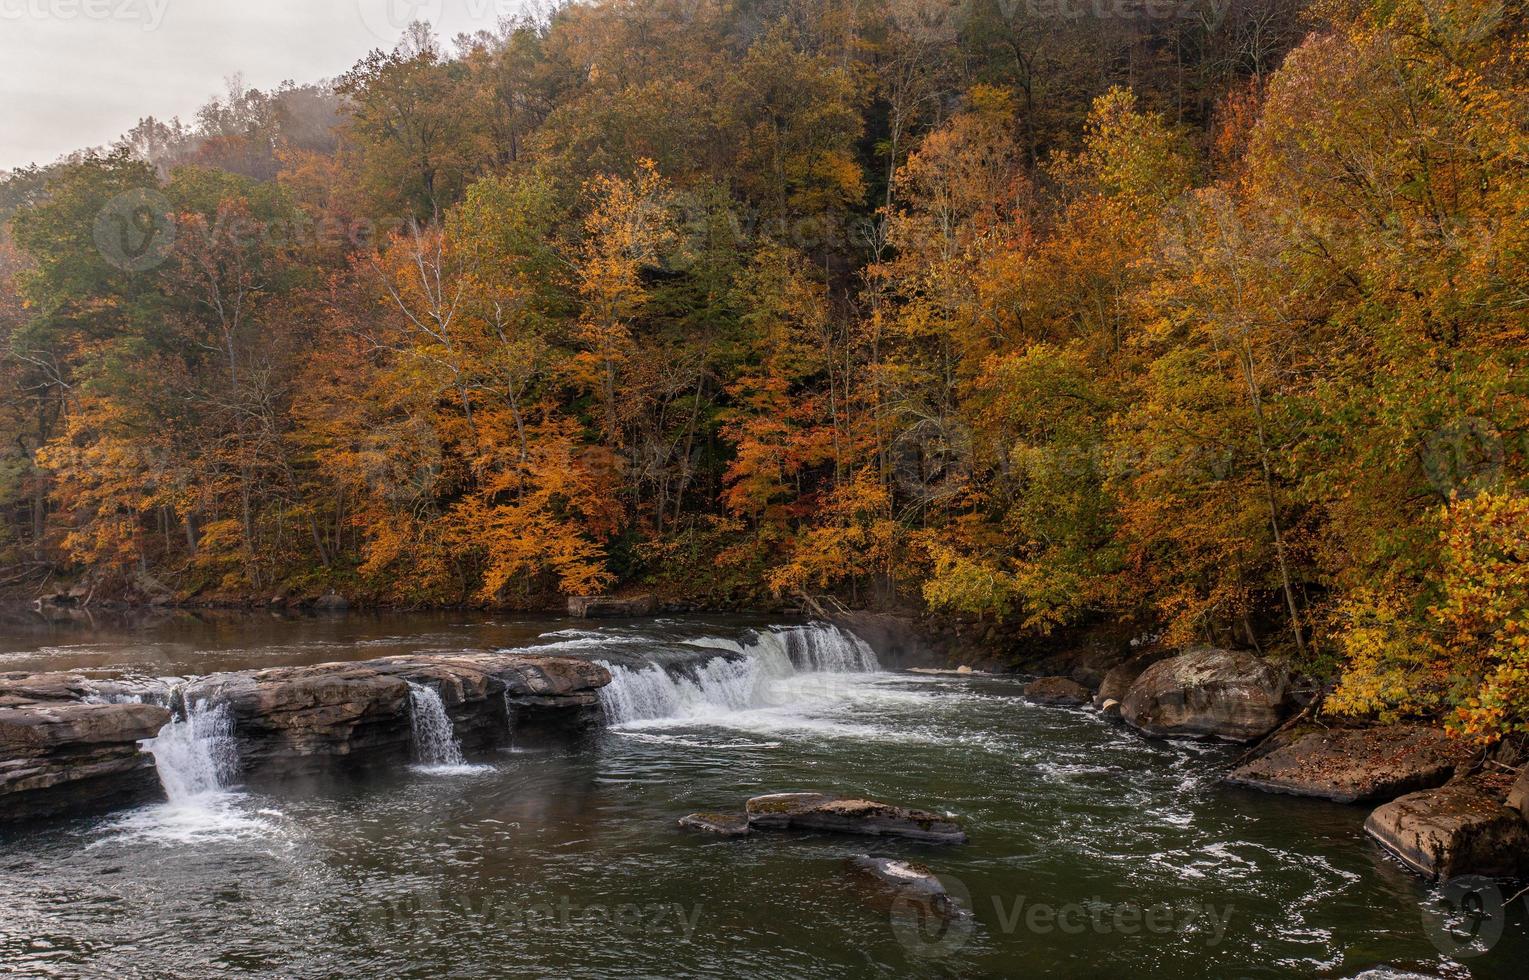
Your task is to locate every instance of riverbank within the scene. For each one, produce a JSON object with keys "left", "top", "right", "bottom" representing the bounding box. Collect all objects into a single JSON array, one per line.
[{"left": 2, "top": 611, "right": 1522, "bottom": 976}]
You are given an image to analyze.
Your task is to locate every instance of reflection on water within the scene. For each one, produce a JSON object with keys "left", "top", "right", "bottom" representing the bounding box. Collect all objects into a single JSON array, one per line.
[{"left": 0, "top": 609, "right": 1523, "bottom": 978}]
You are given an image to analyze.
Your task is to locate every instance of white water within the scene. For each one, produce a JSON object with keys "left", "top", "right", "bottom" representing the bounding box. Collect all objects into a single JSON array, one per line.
[
  {"left": 147, "top": 699, "right": 239, "bottom": 801},
  {"left": 106, "top": 697, "right": 271, "bottom": 845},
  {"left": 408, "top": 682, "right": 481, "bottom": 773},
  {"left": 597, "top": 624, "right": 881, "bottom": 730}
]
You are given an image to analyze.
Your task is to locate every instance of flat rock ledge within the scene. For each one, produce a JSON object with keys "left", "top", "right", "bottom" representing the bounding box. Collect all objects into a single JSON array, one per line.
[
  {"left": 1227, "top": 725, "right": 1472, "bottom": 803},
  {"left": 1121, "top": 648, "right": 1291, "bottom": 743},
  {"left": 0, "top": 672, "right": 171, "bottom": 822},
  {"left": 678, "top": 812, "right": 751, "bottom": 836},
  {"left": 1024, "top": 676, "right": 1092, "bottom": 706},
  {"left": 1364, "top": 784, "right": 1529, "bottom": 880},
  {"left": 745, "top": 792, "right": 967, "bottom": 843},
  {"left": 0, "top": 653, "right": 610, "bottom": 822},
  {"left": 184, "top": 652, "right": 611, "bottom": 775}
]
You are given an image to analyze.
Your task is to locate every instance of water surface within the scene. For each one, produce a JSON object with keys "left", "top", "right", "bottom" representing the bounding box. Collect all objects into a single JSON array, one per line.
[{"left": 0, "top": 609, "right": 1522, "bottom": 978}]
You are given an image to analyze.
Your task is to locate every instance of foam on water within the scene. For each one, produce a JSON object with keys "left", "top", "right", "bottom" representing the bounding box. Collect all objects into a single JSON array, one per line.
[
  {"left": 596, "top": 623, "right": 893, "bottom": 741},
  {"left": 148, "top": 699, "right": 240, "bottom": 800},
  {"left": 102, "top": 695, "right": 275, "bottom": 845}
]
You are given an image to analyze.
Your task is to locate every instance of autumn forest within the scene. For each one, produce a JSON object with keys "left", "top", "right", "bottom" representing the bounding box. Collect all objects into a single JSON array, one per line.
[{"left": 1, "top": 0, "right": 1525, "bottom": 739}]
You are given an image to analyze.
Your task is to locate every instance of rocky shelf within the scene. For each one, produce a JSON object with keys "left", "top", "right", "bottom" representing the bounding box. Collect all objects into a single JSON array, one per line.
[{"left": 0, "top": 652, "right": 611, "bottom": 822}]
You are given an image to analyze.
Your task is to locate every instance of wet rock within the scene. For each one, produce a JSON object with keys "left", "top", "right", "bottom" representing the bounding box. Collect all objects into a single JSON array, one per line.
[
  {"left": 1099, "top": 698, "right": 1122, "bottom": 718},
  {"left": 1226, "top": 725, "right": 1473, "bottom": 803},
  {"left": 678, "top": 812, "right": 751, "bottom": 836},
  {"left": 828, "top": 612, "right": 937, "bottom": 669},
  {"left": 365, "top": 653, "right": 611, "bottom": 747},
  {"left": 0, "top": 700, "right": 170, "bottom": 821},
  {"left": 1121, "top": 648, "right": 1291, "bottom": 742},
  {"left": 1364, "top": 785, "right": 1529, "bottom": 880},
  {"left": 1508, "top": 767, "right": 1529, "bottom": 820},
  {"left": 1024, "top": 676, "right": 1092, "bottom": 706},
  {"left": 0, "top": 671, "right": 96, "bottom": 707},
  {"left": 849, "top": 855, "right": 953, "bottom": 906},
  {"left": 312, "top": 591, "right": 349, "bottom": 613},
  {"left": 567, "top": 594, "right": 655, "bottom": 618},
  {"left": 184, "top": 664, "right": 412, "bottom": 774},
  {"left": 186, "top": 653, "right": 612, "bottom": 775},
  {"left": 745, "top": 792, "right": 967, "bottom": 843},
  {"left": 1092, "top": 650, "right": 1176, "bottom": 712}
]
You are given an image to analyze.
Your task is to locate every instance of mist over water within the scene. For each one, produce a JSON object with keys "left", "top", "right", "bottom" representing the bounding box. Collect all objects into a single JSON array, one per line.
[{"left": 0, "top": 612, "right": 1523, "bottom": 978}]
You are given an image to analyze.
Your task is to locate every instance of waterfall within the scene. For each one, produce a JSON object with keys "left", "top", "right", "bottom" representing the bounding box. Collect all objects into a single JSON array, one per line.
[
  {"left": 146, "top": 699, "right": 239, "bottom": 801},
  {"left": 408, "top": 683, "right": 466, "bottom": 767},
  {"left": 598, "top": 623, "right": 879, "bottom": 726},
  {"left": 757, "top": 623, "right": 879, "bottom": 674}
]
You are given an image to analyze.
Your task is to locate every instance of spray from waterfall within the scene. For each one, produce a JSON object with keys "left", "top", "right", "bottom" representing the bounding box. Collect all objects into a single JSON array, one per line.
[
  {"left": 146, "top": 698, "right": 239, "bottom": 801},
  {"left": 408, "top": 682, "right": 467, "bottom": 768}
]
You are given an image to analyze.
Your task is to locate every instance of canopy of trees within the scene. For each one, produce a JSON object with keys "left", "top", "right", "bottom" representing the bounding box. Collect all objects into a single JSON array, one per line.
[{"left": 2, "top": 0, "right": 1525, "bottom": 740}]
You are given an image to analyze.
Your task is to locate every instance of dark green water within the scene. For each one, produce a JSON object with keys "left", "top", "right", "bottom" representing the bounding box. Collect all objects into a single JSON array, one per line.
[{"left": 0, "top": 610, "right": 1522, "bottom": 978}]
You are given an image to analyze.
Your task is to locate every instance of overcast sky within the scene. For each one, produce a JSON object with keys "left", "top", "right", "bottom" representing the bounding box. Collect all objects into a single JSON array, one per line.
[{"left": 0, "top": 0, "right": 531, "bottom": 172}]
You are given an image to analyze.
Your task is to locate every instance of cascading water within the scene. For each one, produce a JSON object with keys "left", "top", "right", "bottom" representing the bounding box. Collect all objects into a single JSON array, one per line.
[
  {"left": 408, "top": 682, "right": 467, "bottom": 767},
  {"left": 598, "top": 623, "right": 879, "bottom": 726},
  {"left": 146, "top": 698, "right": 239, "bottom": 801}
]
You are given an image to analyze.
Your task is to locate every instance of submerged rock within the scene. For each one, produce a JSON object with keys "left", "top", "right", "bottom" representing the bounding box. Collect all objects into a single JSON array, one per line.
[
  {"left": 1226, "top": 725, "right": 1472, "bottom": 803},
  {"left": 678, "top": 812, "right": 751, "bottom": 836},
  {"left": 1120, "top": 648, "right": 1290, "bottom": 742},
  {"left": 0, "top": 700, "right": 170, "bottom": 821},
  {"left": 745, "top": 792, "right": 967, "bottom": 843},
  {"left": 1364, "top": 784, "right": 1529, "bottom": 880},
  {"left": 1024, "top": 676, "right": 1091, "bottom": 706},
  {"left": 849, "top": 855, "right": 954, "bottom": 906}
]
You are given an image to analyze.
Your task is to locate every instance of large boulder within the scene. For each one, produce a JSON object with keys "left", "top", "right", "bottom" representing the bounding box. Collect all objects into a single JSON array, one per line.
[
  {"left": 0, "top": 700, "right": 170, "bottom": 821},
  {"left": 311, "top": 591, "right": 349, "bottom": 613},
  {"left": 1508, "top": 767, "right": 1529, "bottom": 821},
  {"left": 1093, "top": 649, "right": 1177, "bottom": 714},
  {"left": 745, "top": 792, "right": 967, "bottom": 843},
  {"left": 1364, "top": 785, "right": 1529, "bottom": 880},
  {"left": 1120, "top": 648, "right": 1290, "bottom": 742},
  {"left": 1227, "top": 725, "right": 1473, "bottom": 803},
  {"left": 1024, "top": 676, "right": 1092, "bottom": 706}
]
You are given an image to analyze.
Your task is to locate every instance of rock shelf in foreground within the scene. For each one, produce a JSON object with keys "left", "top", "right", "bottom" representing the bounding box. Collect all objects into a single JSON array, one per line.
[
  {"left": 1364, "top": 784, "right": 1529, "bottom": 880},
  {"left": 1226, "top": 725, "right": 1472, "bottom": 803},
  {"left": 0, "top": 652, "right": 611, "bottom": 822}
]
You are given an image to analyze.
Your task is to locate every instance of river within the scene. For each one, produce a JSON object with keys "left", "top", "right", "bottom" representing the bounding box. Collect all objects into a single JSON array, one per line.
[{"left": 0, "top": 610, "right": 1523, "bottom": 977}]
